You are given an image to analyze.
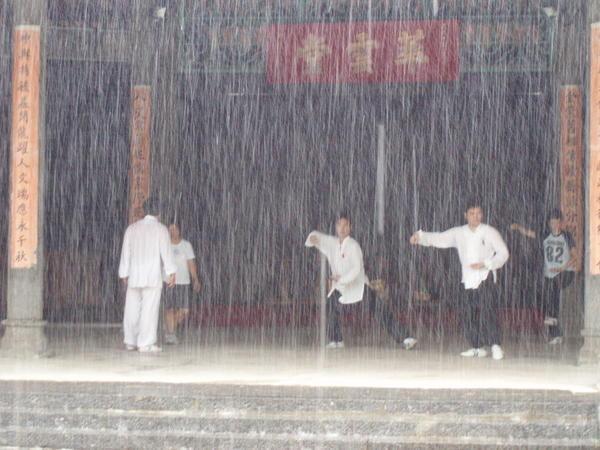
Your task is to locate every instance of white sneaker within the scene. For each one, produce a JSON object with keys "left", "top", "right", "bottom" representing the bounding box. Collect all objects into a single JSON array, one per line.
[
  {"left": 138, "top": 345, "right": 162, "bottom": 353},
  {"left": 125, "top": 344, "right": 137, "bottom": 351},
  {"left": 460, "top": 348, "right": 487, "bottom": 358},
  {"left": 549, "top": 336, "right": 563, "bottom": 345},
  {"left": 336, "top": 341, "right": 344, "bottom": 348},
  {"left": 491, "top": 345, "right": 504, "bottom": 360},
  {"left": 544, "top": 317, "right": 558, "bottom": 326},
  {"left": 326, "top": 342, "right": 338, "bottom": 349},
  {"left": 403, "top": 337, "right": 418, "bottom": 350}
]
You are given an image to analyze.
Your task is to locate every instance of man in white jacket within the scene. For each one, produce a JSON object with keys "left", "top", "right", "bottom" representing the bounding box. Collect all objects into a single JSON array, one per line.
[
  {"left": 118, "top": 197, "right": 177, "bottom": 353},
  {"left": 305, "top": 213, "right": 368, "bottom": 348},
  {"left": 410, "top": 200, "right": 509, "bottom": 360}
]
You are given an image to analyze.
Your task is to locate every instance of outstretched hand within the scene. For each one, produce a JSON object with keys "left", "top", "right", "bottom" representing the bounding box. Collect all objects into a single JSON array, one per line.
[
  {"left": 370, "top": 279, "right": 386, "bottom": 294},
  {"left": 409, "top": 232, "right": 420, "bottom": 245}
]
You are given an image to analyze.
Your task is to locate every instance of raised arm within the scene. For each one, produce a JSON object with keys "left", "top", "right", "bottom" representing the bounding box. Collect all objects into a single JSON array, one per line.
[
  {"left": 410, "top": 228, "right": 458, "bottom": 249},
  {"left": 510, "top": 223, "right": 536, "bottom": 239},
  {"left": 304, "top": 231, "right": 337, "bottom": 258}
]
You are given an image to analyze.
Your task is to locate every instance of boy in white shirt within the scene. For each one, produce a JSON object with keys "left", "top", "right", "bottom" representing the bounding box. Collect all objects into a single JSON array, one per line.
[
  {"left": 409, "top": 200, "right": 509, "bottom": 360},
  {"left": 163, "top": 221, "right": 202, "bottom": 345}
]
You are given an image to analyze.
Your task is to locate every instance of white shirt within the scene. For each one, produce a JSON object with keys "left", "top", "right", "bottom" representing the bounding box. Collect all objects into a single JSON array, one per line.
[
  {"left": 118, "top": 215, "right": 177, "bottom": 288},
  {"left": 164, "top": 239, "right": 195, "bottom": 285},
  {"left": 305, "top": 231, "right": 368, "bottom": 304},
  {"left": 417, "top": 224, "right": 509, "bottom": 290}
]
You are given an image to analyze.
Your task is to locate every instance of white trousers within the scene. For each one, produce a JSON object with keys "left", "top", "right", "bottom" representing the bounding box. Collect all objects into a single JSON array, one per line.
[{"left": 123, "top": 286, "right": 162, "bottom": 348}]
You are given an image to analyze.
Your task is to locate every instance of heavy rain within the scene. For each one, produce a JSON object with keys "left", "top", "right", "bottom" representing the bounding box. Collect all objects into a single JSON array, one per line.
[{"left": 0, "top": 1, "right": 599, "bottom": 448}]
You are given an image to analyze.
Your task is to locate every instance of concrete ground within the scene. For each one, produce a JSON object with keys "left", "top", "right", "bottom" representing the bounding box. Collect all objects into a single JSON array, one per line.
[{"left": 0, "top": 324, "right": 598, "bottom": 393}]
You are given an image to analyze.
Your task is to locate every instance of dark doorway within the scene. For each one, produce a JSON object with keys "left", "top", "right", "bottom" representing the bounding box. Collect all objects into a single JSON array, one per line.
[
  {"left": 174, "top": 73, "right": 554, "bottom": 339},
  {"left": 44, "top": 60, "right": 130, "bottom": 322}
]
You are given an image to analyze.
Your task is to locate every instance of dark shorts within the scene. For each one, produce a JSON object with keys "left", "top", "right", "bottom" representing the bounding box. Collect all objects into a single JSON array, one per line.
[
  {"left": 163, "top": 285, "right": 190, "bottom": 310},
  {"left": 543, "top": 270, "right": 575, "bottom": 290}
]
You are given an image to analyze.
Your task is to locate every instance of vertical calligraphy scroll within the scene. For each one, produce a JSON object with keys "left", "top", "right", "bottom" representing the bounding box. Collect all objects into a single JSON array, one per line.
[
  {"left": 9, "top": 26, "right": 41, "bottom": 269},
  {"left": 560, "top": 86, "right": 583, "bottom": 272},
  {"left": 128, "top": 85, "right": 151, "bottom": 224},
  {"left": 588, "top": 23, "right": 600, "bottom": 275},
  {"left": 589, "top": 24, "right": 600, "bottom": 274}
]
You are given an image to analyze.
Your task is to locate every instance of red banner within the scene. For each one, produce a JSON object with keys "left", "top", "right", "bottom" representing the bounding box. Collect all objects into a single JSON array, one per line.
[
  {"left": 590, "top": 24, "right": 600, "bottom": 274},
  {"left": 265, "top": 20, "right": 459, "bottom": 84},
  {"left": 560, "top": 86, "right": 583, "bottom": 272},
  {"left": 128, "top": 85, "right": 151, "bottom": 224},
  {"left": 9, "top": 26, "right": 41, "bottom": 269}
]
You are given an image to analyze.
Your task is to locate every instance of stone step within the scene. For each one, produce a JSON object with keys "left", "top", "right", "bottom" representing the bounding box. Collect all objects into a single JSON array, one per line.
[
  {"left": 1, "top": 428, "right": 598, "bottom": 449},
  {"left": 1, "top": 382, "right": 597, "bottom": 413},
  {"left": 0, "top": 408, "right": 595, "bottom": 431},
  {"left": 0, "top": 381, "right": 598, "bottom": 448},
  {"left": 1, "top": 391, "right": 596, "bottom": 416}
]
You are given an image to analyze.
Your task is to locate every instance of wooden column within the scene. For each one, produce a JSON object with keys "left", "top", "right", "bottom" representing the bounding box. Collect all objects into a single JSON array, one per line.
[{"left": 580, "top": 2, "right": 600, "bottom": 364}]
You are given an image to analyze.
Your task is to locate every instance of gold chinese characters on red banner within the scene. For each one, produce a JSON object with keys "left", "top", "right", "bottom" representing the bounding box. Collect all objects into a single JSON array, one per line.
[
  {"left": 9, "top": 26, "right": 40, "bottom": 269},
  {"left": 560, "top": 86, "right": 583, "bottom": 272},
  {"left": 265, "top": 20, "right": 458, "bottom": 84},
  {"left": 590, "top": 24, "right": 600, "bottom": 274},
  {"left": 128, "top": 85, "right": 151, "bottom": 224}
]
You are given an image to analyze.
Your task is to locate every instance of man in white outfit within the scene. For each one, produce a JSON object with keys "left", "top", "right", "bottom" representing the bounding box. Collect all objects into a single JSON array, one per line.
[
  {"left": 409, "top": 199, "right": 509, "bottom": 360},
  {"left": 305, "top": 213, "right": 369, "bottom": 348},
  {"left": 118, "top": 197, "right": 177, "bottom": 353},
  {"left": 306, "top": 214, "right": 418, "bottom": 350}
]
